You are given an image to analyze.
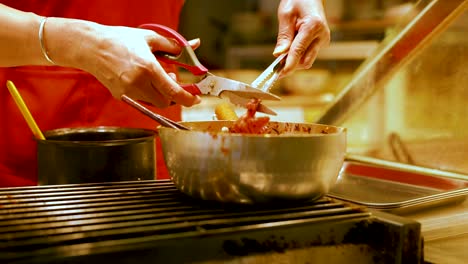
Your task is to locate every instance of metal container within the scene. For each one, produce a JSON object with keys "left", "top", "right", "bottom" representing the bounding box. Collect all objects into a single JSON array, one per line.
[
  {"left": 37, "top": 127, "right": 156, "bottom": 185},
  {"left": 158, "top": 121, "right": 347, "bottom": 204},
  {"left": 329, "top": 160, "right": 468, "bottom": 215}
]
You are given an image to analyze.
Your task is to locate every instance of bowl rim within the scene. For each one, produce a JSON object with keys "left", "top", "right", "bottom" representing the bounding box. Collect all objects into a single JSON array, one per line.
[{"left": 158, "top": 121, "right": 346, "bottom": 138}]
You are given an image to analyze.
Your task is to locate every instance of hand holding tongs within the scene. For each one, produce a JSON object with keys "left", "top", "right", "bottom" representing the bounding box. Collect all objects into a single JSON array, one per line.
[
  {"left": 139, "top": 24, "right": 280, "bottom": 115},
  {"left": 241, "top": 53, "right": 287, "bottom": 114}
]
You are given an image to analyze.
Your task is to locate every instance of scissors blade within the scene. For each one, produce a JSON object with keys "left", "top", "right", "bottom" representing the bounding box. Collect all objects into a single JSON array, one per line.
[
  {"left": 196, "top": 74, "right": 281, "bottom": 101},
  {"left": 220, "top": 91, "right": 277, "bottom": 116},
  {"left": 251, "top": 53, "right": 287, "bottom": 92}
]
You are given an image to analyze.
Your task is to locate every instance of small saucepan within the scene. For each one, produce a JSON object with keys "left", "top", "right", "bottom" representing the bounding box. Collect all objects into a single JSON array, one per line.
[
  {"left": 36, "top": 127, "right": 156, "bottom": 185},
  {"left": 6, "top": 81, "right": 157, "bottom": 185}
]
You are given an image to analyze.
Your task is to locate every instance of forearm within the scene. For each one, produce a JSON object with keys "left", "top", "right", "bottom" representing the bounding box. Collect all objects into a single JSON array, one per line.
[
  {"left": 0, "top": 4, "right": 100, "bottom": 69},
  {"left": 0, "top": 4, "right": 46, "bottom": 66}
]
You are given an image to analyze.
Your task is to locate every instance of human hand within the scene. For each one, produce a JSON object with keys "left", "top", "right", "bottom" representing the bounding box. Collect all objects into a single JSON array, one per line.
[
  {"left": 274, "top": 0, "right": 330, "bottom": 75},
  {"left": 57, "top": 20, "right": 201, "bottom": 108}
]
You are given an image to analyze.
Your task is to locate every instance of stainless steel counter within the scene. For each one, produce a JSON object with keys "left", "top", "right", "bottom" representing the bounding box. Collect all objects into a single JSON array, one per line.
[{"left": 403, "top": 199, "right": 468, "bottom": 263}]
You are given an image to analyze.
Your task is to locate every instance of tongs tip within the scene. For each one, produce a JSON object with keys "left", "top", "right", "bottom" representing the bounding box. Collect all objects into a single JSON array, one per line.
[{"left": 251, "top": 53, "right": 287, "bottom": 93}]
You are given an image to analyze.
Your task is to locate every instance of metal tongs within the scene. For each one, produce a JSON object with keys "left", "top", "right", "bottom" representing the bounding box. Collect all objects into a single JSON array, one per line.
[
  {"left": 227, "top": 53, "right": 286, "bottom": 115},
  {"left": 139, "top": 23, "right": 280, "bottom": 115},
  {"left": 121, "top": 95, "right": 190, "bottom": 131},
  {"left": 252, "top": 53, "right": 287, "bottom": 92}
]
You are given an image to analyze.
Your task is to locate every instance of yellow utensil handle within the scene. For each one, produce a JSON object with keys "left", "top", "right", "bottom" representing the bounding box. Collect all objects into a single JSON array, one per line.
[{"left": 6, "top": 80, "right": 45, "bottom": 140}]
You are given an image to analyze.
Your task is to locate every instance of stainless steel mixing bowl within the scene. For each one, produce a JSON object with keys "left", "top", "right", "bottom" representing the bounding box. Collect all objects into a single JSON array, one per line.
[{"left": 158, "top": 121, "right": 347, "bottom": 204}]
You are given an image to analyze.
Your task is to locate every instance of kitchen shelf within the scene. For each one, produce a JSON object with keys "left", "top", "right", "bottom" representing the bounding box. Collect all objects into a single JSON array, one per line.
[
  {"left": 225, "top": 41, "right": 380, "bottom": 68},
  {"left": 330, "top": 18, "right": 397, "bottom": 32}
]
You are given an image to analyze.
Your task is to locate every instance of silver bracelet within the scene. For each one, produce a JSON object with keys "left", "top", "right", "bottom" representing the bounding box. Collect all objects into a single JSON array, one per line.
[{"left": 38, "top": 17, "right": 55, "bottom": 65}]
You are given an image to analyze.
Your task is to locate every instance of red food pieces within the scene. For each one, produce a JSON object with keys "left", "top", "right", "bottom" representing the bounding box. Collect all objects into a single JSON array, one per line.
[{"left": 229, "top": 99, "right": 270, "bottom": 134}]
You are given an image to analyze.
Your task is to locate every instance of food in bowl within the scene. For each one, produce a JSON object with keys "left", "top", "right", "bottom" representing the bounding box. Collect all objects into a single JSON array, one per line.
[
  {"left": 227, "top": 98, "right": 270, "bottom": 134},
  {"left": 215, "top": 99, "right": 334, "bottom": 136}
]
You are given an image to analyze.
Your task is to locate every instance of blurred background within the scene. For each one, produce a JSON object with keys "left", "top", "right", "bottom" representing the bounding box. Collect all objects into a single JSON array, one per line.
[
  {"left": 178, "top": 0, "right": 415, "bottom": 121},
  {"left": 177, "top": 0, "right": 468, "bottom": 175}
]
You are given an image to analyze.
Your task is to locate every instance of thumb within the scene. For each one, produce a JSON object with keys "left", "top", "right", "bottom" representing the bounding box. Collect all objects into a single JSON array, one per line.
[
  {"left": 146, "top": 31, "right": 180, "bottom": 54},
  {"left": 188, "top": 38, "right": 201, "bottom": 50},
  {"left": 274, "top": 19, "right": 294, "bottom": 56}
]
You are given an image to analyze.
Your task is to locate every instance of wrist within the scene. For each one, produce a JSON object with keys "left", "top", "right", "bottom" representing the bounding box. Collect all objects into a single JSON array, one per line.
[
  {"left": 38, "top": 17, "right": 55, "bottom": 65},
  {"left": 44, "top": 17, "right": 100, "bottom": 70}
]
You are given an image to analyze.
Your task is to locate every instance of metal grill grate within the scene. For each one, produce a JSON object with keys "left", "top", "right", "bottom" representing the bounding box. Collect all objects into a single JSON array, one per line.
[{"left": 0, "top": 180, "right": 420, "bottom": 264}]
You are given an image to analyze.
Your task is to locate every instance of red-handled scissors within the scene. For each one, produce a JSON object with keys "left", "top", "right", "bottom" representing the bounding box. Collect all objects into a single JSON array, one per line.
[{"left": 139, "top": 24, "right": 280, "bottom": 115}]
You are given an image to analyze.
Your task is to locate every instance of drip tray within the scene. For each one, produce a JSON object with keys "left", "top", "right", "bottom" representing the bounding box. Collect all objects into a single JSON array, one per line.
[{"left": 328, "top": 161, "right": 468, "bottom": 214}]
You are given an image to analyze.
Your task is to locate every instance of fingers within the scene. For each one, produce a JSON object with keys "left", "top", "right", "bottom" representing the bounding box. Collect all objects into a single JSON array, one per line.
[
  {"left": 138, "top": 31, "right": 201, "bottom": 107},
  {"left": 282, "top": 17, "right": 329, "bottom": 75},
  {"left": 125, "top": 82, "right": 166, "bottom": 108},
  {"left": 118, "top": 54, "right": 201, "bottom": 108},
  {"left": 148, "top": 63, "right": 201, "bottom": 107},
  {"left": 145, "top": 30, "right": 201, "bottom": 54},
  {"left": 298, "top": 38, "right": 320, "bottom": 69},
  {"left": 165, "top": 72, "right": 202, "bottom": 106},
  {"left": 188, "top": 38, "right": 201, "bottom": 50},
  {"left": 274, "top": 3, "right": 294, "bottom": 57},
  {"left": 301, "top": 21, "right": 330, "bottom": 68},
  {"left": 145, "top": 30, "right": 181, "bottom": 55},
  {"left": 167, "top": 72, "right": 178, "bottom": 80},
  {"left": 125, "top": 75, "right": 201, "bottom": 108}
]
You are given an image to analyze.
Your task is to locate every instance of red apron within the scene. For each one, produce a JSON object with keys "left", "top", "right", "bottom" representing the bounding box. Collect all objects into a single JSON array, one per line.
[{"left": 0, "top": 0, "right": 185, "bottom": 187}]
